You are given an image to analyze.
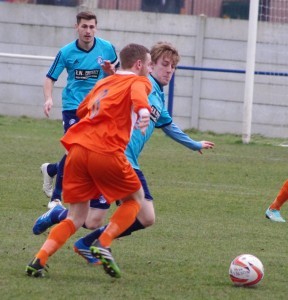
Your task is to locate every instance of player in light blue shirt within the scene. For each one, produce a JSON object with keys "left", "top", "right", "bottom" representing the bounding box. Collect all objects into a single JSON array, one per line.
[
  {"left": 33, "top": 42, "right": 214, "bottom": 266},
  {"left": 40, "top": 11, "right": 118, "bottom": 209},
  {"left": 48, "top": 37, "right": 117, "bottom": 111},
  {"left": 126, "top": 74, "right": 203, "bottom": 171}
]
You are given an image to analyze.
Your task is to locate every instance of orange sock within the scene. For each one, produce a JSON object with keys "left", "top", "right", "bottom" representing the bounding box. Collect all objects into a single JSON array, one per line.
[
  {"left": 35, "top": 219, "right": 76, "bottom": 266},
  {"left": 99, "top": 199, "right": 140, "bottom": 247},
  {"left": 270, "top": 180, "right": 288, "bottom": 210},
  {"left": 35, "top": 249, "right": 49, "bottom": 267}
]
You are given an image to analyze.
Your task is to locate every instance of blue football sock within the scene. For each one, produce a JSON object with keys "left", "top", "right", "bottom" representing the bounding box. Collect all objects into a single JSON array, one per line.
[
  {"left": 82, "top": 225, "right": 107, "bottom": 246},
  {"left": 51, "top": 154, "right": 66, "bottom": 201},
  {"left": 47, "top": 163, "right": 58, "bottom": 177},
  {"left": 82, "top": 218, "right": 145, "bottom": 247}
]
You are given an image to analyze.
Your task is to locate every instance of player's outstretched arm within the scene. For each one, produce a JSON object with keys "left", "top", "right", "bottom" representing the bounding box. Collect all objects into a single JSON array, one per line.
[
  {"left": 161, "top": 122, "right": 214, "bottom": 154},
  {"left": 198, "top": 141, "right": 215, "bottom": 154}
]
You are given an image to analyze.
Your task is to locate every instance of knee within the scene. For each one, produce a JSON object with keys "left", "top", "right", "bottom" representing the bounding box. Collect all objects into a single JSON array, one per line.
[
  {"left": 140, "top": 214, "right": 155, "bottom": 228},
  {"left": 84, "top": 215, "right": 105, "bottom": 230}
]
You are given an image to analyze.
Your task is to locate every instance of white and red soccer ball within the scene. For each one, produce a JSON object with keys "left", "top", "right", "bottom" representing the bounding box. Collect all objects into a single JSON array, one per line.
[{"left": 229, "top": 254, "right": 264, "bottom": 287}]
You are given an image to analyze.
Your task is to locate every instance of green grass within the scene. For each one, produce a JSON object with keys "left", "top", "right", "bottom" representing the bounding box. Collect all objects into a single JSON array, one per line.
[{"left": 1, "top": 115, "right": 288, "bottom": 299}]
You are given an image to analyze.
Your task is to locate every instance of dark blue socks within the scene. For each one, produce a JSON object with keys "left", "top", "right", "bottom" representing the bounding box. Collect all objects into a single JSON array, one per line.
[
  {"left": 51, "top": 154, "right": 66, "bottom": 201},
  {"left": 82, "top": 218, "right": 145, "bottom": 247},
  {"left": 47, "top": 163, "right": 58, "bottom": 178}
]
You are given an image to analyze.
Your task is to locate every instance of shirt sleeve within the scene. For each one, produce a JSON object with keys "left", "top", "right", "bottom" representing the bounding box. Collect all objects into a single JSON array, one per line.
[
  {"left": 46, "top": 51, "right": 65, "bottom": 81},
  {"left": 103, "top": 44, "right": 119, "bottom": 78},
  {"left": 131, "top": 78, "right": 152, "bottom": 114},
  {"left": 155, "top": 104, "right": 173, "bottom": 128},
  {"left": 161, "top": 122, "right": 202, "bottom": 151}
]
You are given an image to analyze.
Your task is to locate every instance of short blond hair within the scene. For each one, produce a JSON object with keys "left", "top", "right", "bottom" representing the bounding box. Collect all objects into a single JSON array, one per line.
[{"left": 150, "top": 42, "right": 180, "bottom": 66}]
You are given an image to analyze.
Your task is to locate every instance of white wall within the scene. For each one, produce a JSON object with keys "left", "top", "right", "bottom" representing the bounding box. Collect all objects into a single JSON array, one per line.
[{"left": 0, "top": 2, "right": 287, "bottom": 138}]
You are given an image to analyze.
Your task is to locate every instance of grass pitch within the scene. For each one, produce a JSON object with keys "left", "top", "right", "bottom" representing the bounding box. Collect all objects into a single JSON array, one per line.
[{"left": 1, "top": 115, "right": 288, "bottom": 300}]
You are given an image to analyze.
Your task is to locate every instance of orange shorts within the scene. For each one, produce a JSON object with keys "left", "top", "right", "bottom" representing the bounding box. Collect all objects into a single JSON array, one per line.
[{"left": 62, "top": 144, "right": 141, "bottom": 204}]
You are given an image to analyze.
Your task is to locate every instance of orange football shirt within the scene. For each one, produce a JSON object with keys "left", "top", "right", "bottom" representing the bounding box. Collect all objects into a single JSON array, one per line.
[{"left": 61, "top": 72, "right": 152, "bottom": 154}]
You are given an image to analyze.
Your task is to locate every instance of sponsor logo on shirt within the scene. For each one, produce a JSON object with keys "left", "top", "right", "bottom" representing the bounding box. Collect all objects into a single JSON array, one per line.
[
  {"left": 75, "top": 69, "right": 100, "bottom": 80},
  {"left": 150, "top": 105, "right": 160, "bottom": 123}
]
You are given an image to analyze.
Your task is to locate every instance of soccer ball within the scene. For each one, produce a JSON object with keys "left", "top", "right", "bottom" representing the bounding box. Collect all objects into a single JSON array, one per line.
[{"left": 229, "top": 254, "right": 264, "bottom": 286}]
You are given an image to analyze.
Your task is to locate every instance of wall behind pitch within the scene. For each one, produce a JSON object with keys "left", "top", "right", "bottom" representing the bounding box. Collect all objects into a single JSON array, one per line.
[{"left": 0, "top": 2, "right": 287, "bottom": 138}]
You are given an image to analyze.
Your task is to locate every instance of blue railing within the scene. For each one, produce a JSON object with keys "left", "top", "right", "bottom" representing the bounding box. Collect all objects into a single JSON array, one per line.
[{"left": 167, "top": 66, "right": 288, "bottom": 115}]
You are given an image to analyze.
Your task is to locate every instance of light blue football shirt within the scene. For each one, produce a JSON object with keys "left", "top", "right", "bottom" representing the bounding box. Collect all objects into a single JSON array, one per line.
[
  {"left": 47, "top": 37, "right": 118, "bottom": 111},
  {"left": 125, "top": 74, "right": 202, "bottom": 169},
  {"left": 125, "top": 75, "right": 172, "bottom": 169}
]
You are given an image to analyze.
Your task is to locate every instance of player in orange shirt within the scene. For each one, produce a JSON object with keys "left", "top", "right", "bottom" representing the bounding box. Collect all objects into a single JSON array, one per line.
[
  {"left": 265, "top": 179, "right": 288, "bottom": 222},
  {"left": 25, "top": 43, "right": 152, "bottom": 279}
]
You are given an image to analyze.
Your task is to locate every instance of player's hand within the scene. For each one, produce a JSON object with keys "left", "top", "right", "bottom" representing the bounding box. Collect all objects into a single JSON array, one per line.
[
  {"left": 44, "top": 98, "right": 53, "bottom": 118},
  {"left": 137, "top": 114, "right": 150, "bottom": 135},
  {"left": 101, "top": 60, "right": 115, "bottom": 75},
  {"left": 198, "top": 140, "right": 215, "bottom": 154}
]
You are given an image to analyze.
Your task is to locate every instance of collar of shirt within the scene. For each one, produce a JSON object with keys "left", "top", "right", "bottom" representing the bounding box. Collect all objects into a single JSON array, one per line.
[
  {"left": 150, "top": 74, "right": 163, "bottom": 92},
  {"left": 116, "top": 70, "right": 136, "bottom": 75}
]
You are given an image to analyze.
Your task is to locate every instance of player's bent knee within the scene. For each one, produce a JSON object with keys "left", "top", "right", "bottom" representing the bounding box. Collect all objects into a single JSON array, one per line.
[
  {"left": 84, "top": 217, "right": 105, "bottom": 230},
  {"left": 140, "top": 215, "right": 155, "bottom": 228}
]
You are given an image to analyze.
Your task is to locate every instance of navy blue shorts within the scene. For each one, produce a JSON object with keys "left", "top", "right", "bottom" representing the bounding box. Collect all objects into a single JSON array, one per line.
[
  {"left": 135, "top": 168, "right": 153, "bottom": 200},
  {"left": 90, "top": 195, "right": 110, "bottom": 209},
  {"left": 90, "top": 168, "right": 153, "bottom": 209},
  {"left": 62, "top": 110, "right": 80, "bottom": 133}
]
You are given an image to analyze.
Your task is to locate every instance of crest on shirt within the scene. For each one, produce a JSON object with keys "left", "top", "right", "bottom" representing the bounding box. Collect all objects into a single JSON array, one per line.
[{"left": 97, "top": 56, "right": 104, "bottom": 65}]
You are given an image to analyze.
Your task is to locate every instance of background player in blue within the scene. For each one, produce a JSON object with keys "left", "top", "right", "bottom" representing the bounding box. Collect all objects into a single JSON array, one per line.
[
  {"left": 41, "top": 11, "right": 118, "bottom": 209},
  {"left": 33, "top": 42, "right": 214, "bottom": 264}
]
